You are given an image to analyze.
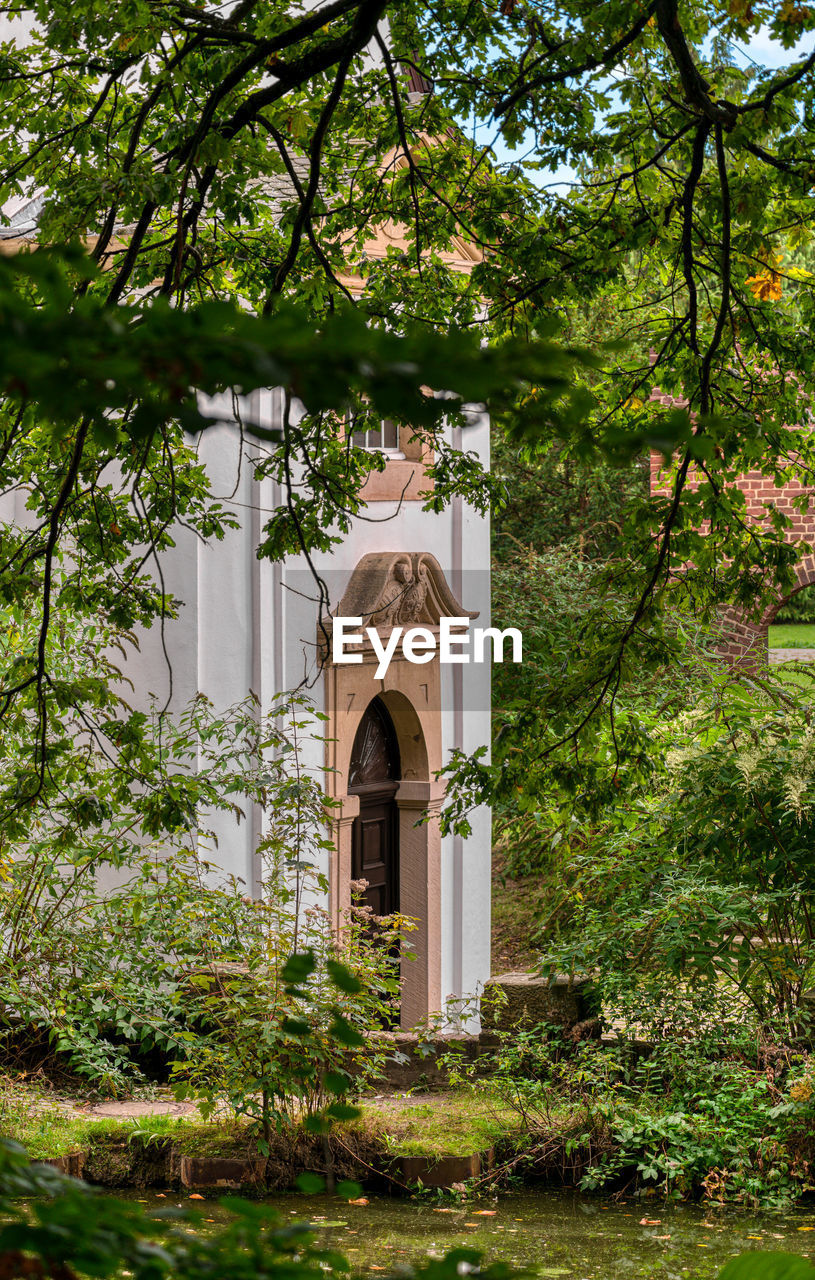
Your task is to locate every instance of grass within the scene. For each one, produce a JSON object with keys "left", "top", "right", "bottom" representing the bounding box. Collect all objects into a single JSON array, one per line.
[
  {"left": 490, "top": 847, "right": 546, "bottom": 973},
  {"left": 0, "top": 1071, "right": 519, "bottom": 1167},
  {"left": 0, "top": 1074, "right": 249, "bottom": 1160},
  {"left": 3, "top": 1111, "right": 123, "bottom": 1159},
  {"left": 349, "top": 1091, "right": 520, "bottom": 1159},
  {"left": 768, "top": 623, "right": 815, "bottom": 649}
]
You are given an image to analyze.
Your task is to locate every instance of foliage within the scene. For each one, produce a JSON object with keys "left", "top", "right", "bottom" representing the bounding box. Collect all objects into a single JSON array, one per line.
[
  {"left": 0, "top": 685, "right": 403, "bottom": 1136},
  {"left": 491, "top": 291, "right": 650, "bottom": 568},
  {"left": 492, "top": 434, "right": 649, "bottom": 566},
  {"left": 776, "top": 585, "right": 815, "bottom": 625},
  {"left": 534, "top": 669, "right": 815, "bottom": 1031},
  {"left": 3, "top": 0, "right": 815, "bottom": 779},
  {"left": 447, "top": 541, "right": 714, "bottom": 875},
  {"left": 169, "top": 868, "right": 412, "bottom": 1151},
  {"left": 579, "top": 1048, "right": 815, "bottom": 1207},
  {"left": 445, "top": 1017, "right": 815, "bottom": 1208}
]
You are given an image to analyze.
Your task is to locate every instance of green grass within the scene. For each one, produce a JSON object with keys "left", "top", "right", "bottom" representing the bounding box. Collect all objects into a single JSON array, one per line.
[
  {"left": 0, "top": 1075, "right": 250, "bottom": 1160},
  {"left": 2, "top": 1110, "right": 123, "bottom": 1159},
  {"left": 0, "top": 1072, "right": 520, "bottom": 1166},
  {"left": 768, "top": 623, "right": 815, "bottom": 649},
  {"left": 350, "top": 1091, "right": 521, "bottom": 1159}
]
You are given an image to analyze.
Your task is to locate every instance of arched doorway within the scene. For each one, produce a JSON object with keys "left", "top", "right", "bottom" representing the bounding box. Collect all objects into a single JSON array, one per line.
[
  {"left": 324, "top": 551, "right": 479, "bottom": 1026},
  {"left": 348, "top": 697, "right": 400, "bottom": 917}
]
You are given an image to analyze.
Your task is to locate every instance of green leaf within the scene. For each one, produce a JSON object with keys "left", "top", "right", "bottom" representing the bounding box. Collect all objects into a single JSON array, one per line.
[
  {"left": 281, "top": 951, "right": 316, "bottom": 986},
  {"left": 295, "top": 1172, "right": 325, "bottom": 1194},
  {"left": 325, "top": 1102, "right": 360, "bottom": 1121},
  {"left": 326, "top": 958, "right": 363, "bottom": 994},
  {"left": 329, "top": 1014, "right": 365, "bottom": 1048},
  {"left": 719, "top": 1255, "right": 815, "bottom": 1280},
  {"left": 335, "top": 1179, "right": 363, "bottom": 1200},
  {"left": 323, "top": 1070, "right": 351, "bottom": 1095}
]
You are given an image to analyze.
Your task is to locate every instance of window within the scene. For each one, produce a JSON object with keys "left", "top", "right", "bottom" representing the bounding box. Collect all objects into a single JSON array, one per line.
[{"left": 351, "top": 418, "right": 404, "bottom": 457}]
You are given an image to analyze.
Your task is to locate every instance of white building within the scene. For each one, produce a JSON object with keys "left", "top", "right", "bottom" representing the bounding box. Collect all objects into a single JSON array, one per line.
[{"left": 127, "top": 371, "right": 493, "bottom": 1029}]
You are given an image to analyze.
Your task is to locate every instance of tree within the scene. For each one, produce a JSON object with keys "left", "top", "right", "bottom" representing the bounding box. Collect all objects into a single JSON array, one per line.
[{"left": 2, "top": 0, "right": 815, "bottom": 802}]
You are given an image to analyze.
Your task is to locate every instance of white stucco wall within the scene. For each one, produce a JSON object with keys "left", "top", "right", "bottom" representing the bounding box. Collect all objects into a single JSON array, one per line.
[{"left": 123, "top": 389, "right": 492, "bottom": 1014}]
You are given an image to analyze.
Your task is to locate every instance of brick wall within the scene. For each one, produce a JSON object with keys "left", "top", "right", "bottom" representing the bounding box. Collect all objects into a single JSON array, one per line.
[{"left": 649, "top": 447, "right": 815, "bottom": 664}]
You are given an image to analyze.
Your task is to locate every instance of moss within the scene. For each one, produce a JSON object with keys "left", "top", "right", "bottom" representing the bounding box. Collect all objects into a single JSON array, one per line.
[
  {"left": 344, "top": 1091, "right": 522, "bottom": 1159},
  {"left": 0, "top": 1075, "right": 531, "bottom": 1189},
  {"left": 83, "top": 1139, "right": 136, "bottom": 1187}
]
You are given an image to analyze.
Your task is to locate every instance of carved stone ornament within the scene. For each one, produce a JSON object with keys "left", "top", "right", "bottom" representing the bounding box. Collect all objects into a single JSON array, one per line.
[{"left": 330, "top": 551, "right": 478, "bottom": 629}]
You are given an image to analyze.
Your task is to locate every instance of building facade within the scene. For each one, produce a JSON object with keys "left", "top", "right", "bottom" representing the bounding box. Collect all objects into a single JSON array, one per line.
[{"left": 125, "top": 388, "right": 492, "bottom": 1029}]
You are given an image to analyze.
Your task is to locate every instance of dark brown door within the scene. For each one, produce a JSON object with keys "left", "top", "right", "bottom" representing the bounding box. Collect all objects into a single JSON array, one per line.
[{"left": 349, "top": 698, "right": 400, "bottom": 917}]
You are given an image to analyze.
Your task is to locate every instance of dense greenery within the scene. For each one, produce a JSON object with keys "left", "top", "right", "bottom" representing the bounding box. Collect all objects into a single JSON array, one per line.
[
  {"left": 446, "top": 1019, "right": 815, "bottom": 1209},
  {"left": 2, "top": 0, "right": 815, "bottom": 773},
  {"left": 0, "top": 685, "right": 408, "bottom": 1137},
  {"left": 4, "top": 0, "right": 815, "bottom": 1235},
  {"left": 776, "top": 584, "right": 815, "bottom": 624}
]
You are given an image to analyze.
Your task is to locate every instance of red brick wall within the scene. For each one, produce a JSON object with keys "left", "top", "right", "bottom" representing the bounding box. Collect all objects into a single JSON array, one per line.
[{"left": 650, "top": 449, "right": 815, "bottom": 664}]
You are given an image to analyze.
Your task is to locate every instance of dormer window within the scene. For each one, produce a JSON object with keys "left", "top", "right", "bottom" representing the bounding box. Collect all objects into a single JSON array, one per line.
[{"left": 352, "top": 418, "right": 405, "bottom": 458}]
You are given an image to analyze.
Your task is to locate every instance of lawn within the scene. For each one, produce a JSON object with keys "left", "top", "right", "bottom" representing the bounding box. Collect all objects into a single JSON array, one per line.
[{"left": 768, "top": 623, "right": 815, "bottom": 649}]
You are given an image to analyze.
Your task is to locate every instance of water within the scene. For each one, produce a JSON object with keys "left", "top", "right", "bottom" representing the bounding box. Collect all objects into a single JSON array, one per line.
[{"left": 127, "top": 1190, "right": 815, "bottom": 1277}]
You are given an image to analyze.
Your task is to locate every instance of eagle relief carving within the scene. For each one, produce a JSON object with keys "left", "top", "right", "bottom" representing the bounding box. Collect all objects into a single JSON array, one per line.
[{"left": 328, "top": 551, "right": 477, "bottom": 638}]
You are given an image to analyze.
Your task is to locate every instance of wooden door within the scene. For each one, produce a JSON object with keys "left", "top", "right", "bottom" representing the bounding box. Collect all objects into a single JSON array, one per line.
[{"left": 349, "top": 697, "right": 400, "bottom": 917}]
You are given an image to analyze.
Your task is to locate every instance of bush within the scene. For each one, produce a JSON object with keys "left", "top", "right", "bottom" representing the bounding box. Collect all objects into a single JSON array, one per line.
[
  {"left": 0, "top": 691, "right": 408, "bottom": 1138},
  {"left": 775, "top": 585, "right": 815, "bottom": 624},
  {"left": 445, "top": 1018, "right": 815, "bottom": 1207},
  {"left": 537, "top": 669, "right": 815, "bottom": 1036}
]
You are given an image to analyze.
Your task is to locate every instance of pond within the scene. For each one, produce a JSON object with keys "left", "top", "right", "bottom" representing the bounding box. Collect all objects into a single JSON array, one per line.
[{"left": 130, "top": 1189, "right": 815, "bottom": 1278}]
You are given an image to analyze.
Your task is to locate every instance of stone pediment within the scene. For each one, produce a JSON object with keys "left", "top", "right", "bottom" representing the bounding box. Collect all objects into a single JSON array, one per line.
[{"left": 332, "top": 551, "right": 478, "bottom": 628}]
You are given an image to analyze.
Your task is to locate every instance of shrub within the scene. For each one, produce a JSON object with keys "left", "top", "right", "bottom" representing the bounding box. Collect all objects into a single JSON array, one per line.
[{"left": 0, "top": 691, "right": 408, "bottom": 1137}]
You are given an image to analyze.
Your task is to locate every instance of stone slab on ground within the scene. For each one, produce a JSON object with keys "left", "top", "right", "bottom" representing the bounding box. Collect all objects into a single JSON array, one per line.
[{"left": 769, "top": 648, "right": 815, "bottom": 663}]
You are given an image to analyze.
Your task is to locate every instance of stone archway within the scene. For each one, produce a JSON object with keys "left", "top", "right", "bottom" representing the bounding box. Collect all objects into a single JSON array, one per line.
[{"left": 322, "top": 551, "right": 477, "bottom": 1028}]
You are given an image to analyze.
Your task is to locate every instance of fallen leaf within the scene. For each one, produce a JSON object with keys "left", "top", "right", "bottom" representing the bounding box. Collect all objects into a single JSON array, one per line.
[
  {"left": 798, "top": 1227, "right": 815, "bottom": 1232},
  {"left": 156, "top": 1194, "right": 166, "bottom": 1199},
  {"left": 639, "top": 1219, "right": 661, "bottom": 1226},
  {"left": 349, "top": 1198, "right": 369, "bottom": 1206},
  {"left": 655, "top": 1235, "right": 672, "bottom": 1240},
  {"left": 464, "top": 1223, "right": 479, "bottom": 1227},
  {"left": 473, "top": 1210, "right": 497, "bottom": 1216},
  {"left": 189, "top": 1193, "right": 205, "bottom": 1200}
]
